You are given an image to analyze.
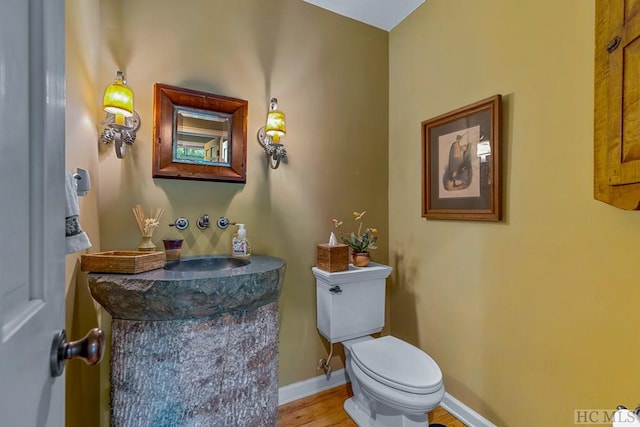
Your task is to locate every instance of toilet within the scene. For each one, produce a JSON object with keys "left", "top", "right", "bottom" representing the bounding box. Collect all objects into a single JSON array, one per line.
[{"left": 312, "top": 263, "right": 445, "bottom": 427}]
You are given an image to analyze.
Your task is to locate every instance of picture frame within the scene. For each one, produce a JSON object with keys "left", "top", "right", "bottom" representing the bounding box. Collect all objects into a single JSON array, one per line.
[
  {"left": 152, "top": 84, "right": 248, "bottom": 183},
  {"left": 421, "top": 95, "right": 502, "bottom": 221}
]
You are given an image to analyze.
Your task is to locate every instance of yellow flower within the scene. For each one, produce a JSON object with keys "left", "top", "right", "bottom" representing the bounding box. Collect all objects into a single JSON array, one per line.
[
  {"left": 338, "top": 209, "right": 379, "bottom": 253},
  {"left": 332, "top": 218, "right": 343, "bottom": 228},
  {"left": 353, "top": 211, "right": 366, "bottom": 221}
]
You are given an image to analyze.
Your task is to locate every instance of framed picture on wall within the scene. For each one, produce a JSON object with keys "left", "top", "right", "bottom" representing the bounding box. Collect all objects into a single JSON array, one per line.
[{"left": 421, "top": 95, "right": 502, "bottom": 221}]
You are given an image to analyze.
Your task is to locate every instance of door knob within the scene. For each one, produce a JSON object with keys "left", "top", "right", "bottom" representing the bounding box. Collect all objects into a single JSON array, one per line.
[{"left": 50, "top": 328, "right": 105, "bottom": 377}]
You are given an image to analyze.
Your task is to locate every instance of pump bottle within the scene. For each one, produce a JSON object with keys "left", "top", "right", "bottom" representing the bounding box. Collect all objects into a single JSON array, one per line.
[{"left": 231, "top": 224, "right": 251, "bottom": 258}]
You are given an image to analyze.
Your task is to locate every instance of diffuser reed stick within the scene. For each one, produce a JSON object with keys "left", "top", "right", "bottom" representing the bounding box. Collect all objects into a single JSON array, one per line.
[{"left": 133, "top": 205, "right": 164, "bottom": 237}]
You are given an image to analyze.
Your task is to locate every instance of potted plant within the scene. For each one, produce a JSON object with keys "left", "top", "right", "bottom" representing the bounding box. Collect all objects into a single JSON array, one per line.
[{"left": 336, "top": 211, "right": 378, "bottom": 267}]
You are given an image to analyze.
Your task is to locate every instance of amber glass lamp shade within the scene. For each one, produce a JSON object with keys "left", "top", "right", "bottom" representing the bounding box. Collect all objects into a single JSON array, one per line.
[
  {"left": 103, "top": 71, "right": 134, "bottom": 117},
  {"left": 265, "top": 98, "right": 286, "bottom": 143}
]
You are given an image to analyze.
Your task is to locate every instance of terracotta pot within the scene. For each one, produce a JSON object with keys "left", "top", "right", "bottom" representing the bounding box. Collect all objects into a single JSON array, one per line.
[{"left": 351, "top": 252, "right": 370, "bottom": 267}]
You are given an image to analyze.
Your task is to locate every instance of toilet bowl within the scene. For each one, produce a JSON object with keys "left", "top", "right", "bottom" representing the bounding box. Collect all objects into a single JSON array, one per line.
[
  {"left": 312, "top": 263, "right": 445, "bottom": 427},
  {"left": 343, "top": 336, "right": 445, "bottom": 427}
]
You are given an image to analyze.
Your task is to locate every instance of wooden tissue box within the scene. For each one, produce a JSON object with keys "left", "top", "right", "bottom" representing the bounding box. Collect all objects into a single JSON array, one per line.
[{"left": 316, "top": 243, "right": 349, "bottom": 272}]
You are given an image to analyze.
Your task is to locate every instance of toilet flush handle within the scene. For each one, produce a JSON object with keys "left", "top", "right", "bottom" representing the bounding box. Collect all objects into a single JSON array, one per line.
[{"left": 329, "top": 286, "right": 342, "bottom": 294}]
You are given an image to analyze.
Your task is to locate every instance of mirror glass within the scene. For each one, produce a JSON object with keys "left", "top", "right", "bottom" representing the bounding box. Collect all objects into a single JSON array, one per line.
[
  {"left": 174, "top": 107, "right": 231, "bottom": 167},
  {"left": 153, "top": 84, "right": 248, "bottom": 183}
]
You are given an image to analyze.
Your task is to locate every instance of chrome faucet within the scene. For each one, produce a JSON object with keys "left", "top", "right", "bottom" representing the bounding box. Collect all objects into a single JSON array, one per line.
[
  {"left": 169, "top": 217, "right": 189, "bottom": 231},
  {"left": 216, "top": 216, "right": 235, "bottom": 230},
  {"left": 197, "top": 214, "right": 210, "bottom": 230}
]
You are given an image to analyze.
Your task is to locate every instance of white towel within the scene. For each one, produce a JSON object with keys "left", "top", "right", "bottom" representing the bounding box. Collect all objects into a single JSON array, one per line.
[{"left": 65, "top": 170, "right": 91, "bottom": 254}]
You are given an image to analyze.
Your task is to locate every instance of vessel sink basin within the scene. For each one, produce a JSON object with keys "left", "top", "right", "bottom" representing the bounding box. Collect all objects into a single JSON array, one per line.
[
  {"left": 88, "top": 254, "right": 285, "bottom": 320},
  {"left": 163, "top": 256, "right": 250, "bottom": 272}
]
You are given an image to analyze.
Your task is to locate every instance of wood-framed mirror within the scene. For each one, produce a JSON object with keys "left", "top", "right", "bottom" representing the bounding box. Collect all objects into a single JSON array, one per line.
[{"left": 153, "top": 83, "right": 248, "bottom": 182}]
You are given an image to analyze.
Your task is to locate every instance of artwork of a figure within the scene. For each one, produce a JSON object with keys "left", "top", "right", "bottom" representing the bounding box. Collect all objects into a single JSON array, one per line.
[
  {"left": 442, "top": 134, "right": 472, "bottom": 191},
  {"left": 437, "top": 126, "right": 480, "bottom": 199}
]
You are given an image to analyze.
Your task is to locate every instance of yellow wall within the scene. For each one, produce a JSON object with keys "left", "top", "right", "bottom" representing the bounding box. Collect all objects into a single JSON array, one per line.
[
  {"left": 66, "top": 2, "right": 389, "bottom": 424},
  {"left": 95, "top": 0, "right": 389, "bottom": 388},
  {"left": 67, "top": 1, "right": 631, "bottom": 426},
  {"left": 389, "top": 1, "right": 640, "bottom": 425},
  {"left": 65, "top": 0, "right": 108, "bottom": 426}
]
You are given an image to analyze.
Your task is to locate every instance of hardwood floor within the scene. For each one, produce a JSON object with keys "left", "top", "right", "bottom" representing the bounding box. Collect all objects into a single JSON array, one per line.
[{"left": 278, "top": 384, "right": 466, "bottom": 427}]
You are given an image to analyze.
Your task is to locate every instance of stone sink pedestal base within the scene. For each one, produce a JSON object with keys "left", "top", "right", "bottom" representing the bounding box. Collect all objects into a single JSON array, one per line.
[{"left": 110, "top": 302, "right": 278, "bottom": 426}]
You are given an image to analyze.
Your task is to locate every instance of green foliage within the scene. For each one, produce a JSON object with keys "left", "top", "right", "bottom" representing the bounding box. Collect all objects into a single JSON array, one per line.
[
  {"left": 176, "top": 146, "right": 205, "bottom": 160},
  {"left": 341, "top": 230, "right": 378, "bottom": 253},
  {"left": 337, "top": 211, "right": 378, "bottom": 254}
]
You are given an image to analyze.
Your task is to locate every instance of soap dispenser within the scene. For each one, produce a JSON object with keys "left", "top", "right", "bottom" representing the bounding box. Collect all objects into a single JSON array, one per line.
[{"left": 232, "top": 224, "right": 251, "bottom": 258}]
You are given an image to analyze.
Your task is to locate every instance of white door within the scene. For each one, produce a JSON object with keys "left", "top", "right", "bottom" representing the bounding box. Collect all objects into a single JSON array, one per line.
[{"left": 0, "top": 0, "right": 66, "bottom": 426}]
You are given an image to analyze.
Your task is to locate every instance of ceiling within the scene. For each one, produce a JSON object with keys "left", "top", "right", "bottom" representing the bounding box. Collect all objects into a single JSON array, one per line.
[{"left": 302, "top": 0, "right": 425, "bottom": 32}]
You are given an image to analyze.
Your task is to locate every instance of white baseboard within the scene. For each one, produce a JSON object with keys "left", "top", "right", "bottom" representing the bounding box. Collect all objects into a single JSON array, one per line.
[
  {"left": 441, "top": 392, "right": 496, "bottom": 427},
  {"left": 278, "top": 369, "right": 348, "bottom": 405},
  {"left": 278, "top": 373, "right": 496, "bottom": 427}
]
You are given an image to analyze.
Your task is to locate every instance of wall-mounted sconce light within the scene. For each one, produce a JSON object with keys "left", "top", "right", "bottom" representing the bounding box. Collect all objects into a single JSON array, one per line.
[
  {"left": 100, "top": 70, "right": 141, "bottom": 159},
  {"left": 257, "top": 98, "right": 287, "bottom": 169}
]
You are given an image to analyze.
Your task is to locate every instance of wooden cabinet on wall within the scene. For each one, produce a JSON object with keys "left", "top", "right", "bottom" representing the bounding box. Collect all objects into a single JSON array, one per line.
[{"left": 595, "top": 0, "right": 640, "bottom": 209}]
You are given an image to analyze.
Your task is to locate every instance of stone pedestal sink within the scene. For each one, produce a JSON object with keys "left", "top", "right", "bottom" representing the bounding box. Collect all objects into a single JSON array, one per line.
[{"left": 88, "top": 255, "right": 286, "bottom": 426}]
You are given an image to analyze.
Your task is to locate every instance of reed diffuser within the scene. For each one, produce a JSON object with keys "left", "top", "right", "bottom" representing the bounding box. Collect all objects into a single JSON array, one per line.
[{"left": 133, "top": 205, "right": 164, "bottom": 251}]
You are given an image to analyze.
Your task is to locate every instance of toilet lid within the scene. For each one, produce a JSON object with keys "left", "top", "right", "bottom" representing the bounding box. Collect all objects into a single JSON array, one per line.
[{"left": 350, "top": 336, "right": 443, "bottom": 394}]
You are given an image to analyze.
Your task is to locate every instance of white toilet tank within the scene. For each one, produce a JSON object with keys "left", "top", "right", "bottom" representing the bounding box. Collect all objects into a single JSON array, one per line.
[{"left": 312, "top": 263, "right": 393, "bottom": 343}]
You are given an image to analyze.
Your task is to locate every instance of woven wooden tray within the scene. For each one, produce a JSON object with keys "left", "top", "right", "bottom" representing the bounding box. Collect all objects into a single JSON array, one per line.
[{"left": 80, "top": 251, "right": 165, "bottom": 274}]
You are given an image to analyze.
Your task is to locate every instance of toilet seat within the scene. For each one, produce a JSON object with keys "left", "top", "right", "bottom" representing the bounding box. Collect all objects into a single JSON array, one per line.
[
  {"left": 349, "top": 355, "right": 445, "bottom": 415},
  {"left": 350, "top": 336, "right": 443, "bottom": 394}
]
